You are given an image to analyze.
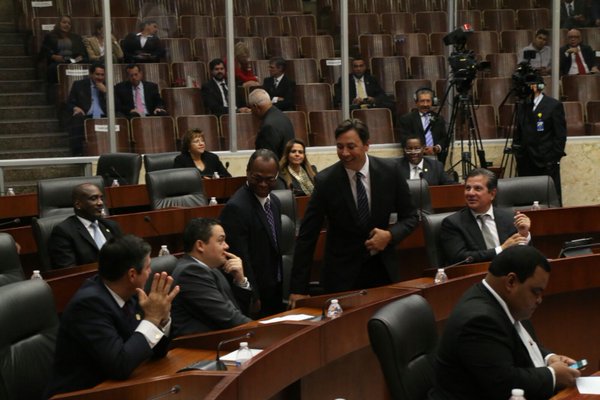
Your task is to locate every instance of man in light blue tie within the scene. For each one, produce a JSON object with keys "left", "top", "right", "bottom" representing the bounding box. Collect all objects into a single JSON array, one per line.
[
  {"left": 49, "top": 183, "right": 123, "bottom": 269},
  {"left": 66, "top": 63, "right": 107, "bottom": 156}
]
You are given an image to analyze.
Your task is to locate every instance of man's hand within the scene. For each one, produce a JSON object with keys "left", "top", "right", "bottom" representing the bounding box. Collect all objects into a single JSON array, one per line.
[
  {"left": 423, "top": 146, "right": 436, "bottom": 155},
  {"left": 551, "top": 361, "right": 581, "bottom": 389},
  {"left": 153, "top": 108, "right": 166, "bottom": 115},
  {"left": 95, "top": 82, "right": 107, "bottom": 93},
  {"left": 501, "top": 233, "right": 528, "bottom": 250},
  {"left": 238, "top": 107, "right": 251, "bottom": 113},
  {"left": 365, "top": 228, "right": 392, "bottom": 252},
  {"left": 513, "top": 212, "right": 531, "bottom": 237},
  {"left": 352, "top": 97, "right": 363, "bottom": 105},
  {"left": 222, "top": 251, "right": 245, "bottom": 284},
  {"left": 137, "top": 272, "right": 179, "bottom": 328},
  {"left": 288, "top": 293, "right": 310, "bottom": 309},
  {"left": 72, "top": 107, "right": 85, "bottom": 116},
  {"left": 547, "top": 354, "right": 577, "bottom": 366}
]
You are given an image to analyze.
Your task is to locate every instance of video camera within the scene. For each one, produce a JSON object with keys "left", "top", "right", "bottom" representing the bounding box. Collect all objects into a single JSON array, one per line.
[
  {"left": 511, "top": 61, "right": 543, "bottom": 99},
  {"left": 444, "top": 24, "right": 490, "bottom": 94}
]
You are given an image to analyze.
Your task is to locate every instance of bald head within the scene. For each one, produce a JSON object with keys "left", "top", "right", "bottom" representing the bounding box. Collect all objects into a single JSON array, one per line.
[{"left": 248, "top": 88, "right": 272, "bottom": 117}]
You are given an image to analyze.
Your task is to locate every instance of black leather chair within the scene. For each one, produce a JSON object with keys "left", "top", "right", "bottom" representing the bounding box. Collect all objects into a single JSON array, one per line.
[
  {"left": 145, "top": 168, "right": 207, "bottom": 209},
  {"left": 405, "top": 178, "right": 433, "bottom": 216},
  {"left": 144, "top": 254, "right": 178, "bottom": 292},
  {"left": 143, "top": 152, "right": 180, "bottom": 173},
  {"left": 495, "top": 175, "right": 560, "bottom": 211},
  {"left": 0, "top": 280, "right": 58, "bottom": 400},
  {"left": 368, "top": 294, "right": 438, "bottom": 400},
  {"left": 96, "top": 152, "right": 142, "bottom": 186},
  {"left": 0, "top": 233, "right": 25, "bottom": 286},
  {"left": 31, "top": 214, "right": 71, "bottom": 271},
  {"left": 271, "top": 189, "right": 296, "bottom": 223},
  {"left": 37, "top": 175, "right": 105, "bottom": 218},
  {"left": 422, "top": 212, "right": 455, "bottom": 268},
  {"left": 271, "top": 189, "right": 298, "bottom": 302}
]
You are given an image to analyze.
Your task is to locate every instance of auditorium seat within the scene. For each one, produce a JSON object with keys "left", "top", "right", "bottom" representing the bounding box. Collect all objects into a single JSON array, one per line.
[
  {"left": 366, "top": 0, "right": 400, "bottom": 13},
  {"left": 214, "top": 16, "right": 250, "bottom": 37},
  {"left": 562, "top": 101, "right": 585, "bottom": 136},
  {"left": 371, "top": 56, "right": 409, "bottom": 96},
  {"left": 96, "top": 152, "right": 142, "bottom": 187},
  {"left": 250, "top": 59, "right": 271, "bottom": 82},
  {"left": 176, "top": 115, "right": 221, "bottom": 151},
  {"left": 67, "top": 0, "right": 98, "bottom": 17},
  {"left": 286, "top": 58, "right": 318, "bottom": 84},
  {"left": 415, "top": 11, "right": 448, "bottom": 34},
  {"left": 0, "top": 233, "right": 25, "bottom": 286},
  {"left": 84, "top": 117, "right": 131, "bottom": 156},
  {"left": 503, "top": 0, "right": 537, "bottom": 8},
  {"left": 351, "top": 108, "right": 395, "bottom": 144},
  {"left": 265, "top": 36, "right": 300, "bottom": 59},
  {"left": 429, "top": 32, "right": 447, "bottom": 56},
  {"left": 585, "top": 101, "right": 600, "bottom": 135},
  {"left": 171, "top": 61, "right": 207, "bottom": 88},
  {"left": 422, "top": 212, "right": 455, "bottom": 268},
  {"left": 473, "top": 104, "right": 499, "bottom": 139},
  {"left": 249, "top": 16, "right": 283, "bottom": 37},
  {"left": 282, "top": 15, "right": 317, "bottom": 37},
  {"left": 476, "top": 77, "right": 512, "bottom": 114},
  {"left": 180, "top": 16, "right": 214, "bottom": 39},
  {"left": 500, "top": 30, "right": 533, "bottom": 54},
  {"left": 561, "top": 75, "right": 600, "bottom": 107},
  {"left": 359, "top": 34, "right": 394, "bottom": 60},
  {"left": 320, "top": 58, "right": 342, "bottom": 85},
  {"left": 236, "top": 36, "right": 265, "bottom": 60},
  {"left": 110, "top": 17, "right": 138, "bottom": 40},
  {"left": 470, "top": 0, "right": 502, "bottom": 9},
  {"left": 308, "top": 110, "right": 342, "bottom": 146},
  {"left": 219, "top": 113, "right": 261, "bottom": 150},
  {"left": 271, "top": 0, "right": 304, "bottom": 14},
  {"left": 174, "top": 0, "right": 203, "bottom": 15},
  {"left": 70, "top": 17, "right": 97, "bottom": 37},
  {"left": 131, "top": 116, "right": 177, "bottom": 154},
  {"left": 368, "top": 295, "right": 438, "bottom": 400},
  {"left": 348, "top": 13, "right": 381, "bottom": 49},
  {"left": 143, "top": 152, "right": 180, "bottom": 173},
  {"left": 300, "top": 35, "right": 335, "bottom": 61},
  {"left": 148, "top": 15, "right": 179, "bottom": 38},
  {"left": 283, "top": 111, "right": 309, "bottom": 145},
  {"left": 294, "top": 83, "right": 333, "bottom": 113},
  {"left": 32, "top": 215, "right": 70, "bottom": 271},
  {"left": 516, "top": 8, "right": 550, "bottom": 30},
  {"left": 468, "top": 31, "right": 499, "bottom": 58},
  {"left": 495, "top": 176, "right": 560, "bottom": 211},
  {"left": 409, "top": 55, "right": 446, "bottom": 80},
  {"left": 485, "top": 53, "right": 518, "bottom": 78},
  {"left": 404, "top": 0, "right": 433, "bottom": 12},
  {"left": 380, "top": 12, "right": 414, "bottom": 35},
  {"left": 161, "top": 87, "right": 205, "bottom": 117},
  {"left": 194, "top": 37, "right": 226, "bottom": 63},
  {"left": 37, "top": 175, "right": 105, "bottom": 218},
  {"left": 482, "top": 9, "right": 516, "bottom": 32},
  {"left": 146, "top": 168, "right": 208, "bottom": 209},
  {"left": 458, "top": 9, "right": 482, "bottom": 31},
  {"left": 395, "top": 33, "right": 429, "bottom": 58},
  {"left": 57, "top": 63, "right": 91, "bottom": 104},
  {"left": 245, "top": 0, "right": 270, "bottom": 15},
  {"left": 104, "top": 0, "right": 135, "bottom": 17}
]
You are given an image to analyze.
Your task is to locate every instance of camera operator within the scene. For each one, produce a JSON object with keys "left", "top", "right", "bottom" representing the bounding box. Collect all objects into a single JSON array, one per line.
[{"left": 513, "top": 73, "right": 566, "bottom": 204}]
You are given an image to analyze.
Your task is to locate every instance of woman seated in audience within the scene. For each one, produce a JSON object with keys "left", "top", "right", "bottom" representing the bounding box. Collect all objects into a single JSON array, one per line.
[
  {"left": 84, "top": 20, "right": 124, "bottom": 63},
  {"left": 278, "top": 139, "right": 316, "bottom": 196},
  {"left": 174, "top": 129, "right": 231, "bottom": 178},
  {"left": 40, "top": 15, "right": 88, "bottom": 83},
  {"left": 233, "top": 42, "right": 260, "bottom": 88}
]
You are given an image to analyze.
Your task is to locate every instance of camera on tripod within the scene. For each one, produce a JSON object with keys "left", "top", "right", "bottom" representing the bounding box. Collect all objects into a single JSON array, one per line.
[
  {"left": 443, "top": 24, "right": 490, "bottom": 94},
  {"left": 511, "top": 61, "right": 543, "bottom": 99}
]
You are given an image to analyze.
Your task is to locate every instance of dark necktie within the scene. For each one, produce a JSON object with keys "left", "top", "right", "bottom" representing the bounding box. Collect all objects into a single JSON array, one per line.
[
  {"left": 355, "top": 172, "right": 370, "bottom": 227},
  {"left": 567, "top": 3, "right": 573, "bottom": 16},
  {"left": 122, "top": 299, "right": 138, "bottom": 331},
  {"left": 264, "top": 198, "right": 282, "bottom": 281},
  {"left": 221, "top": 82, "right": 228, "bottom": 97}
]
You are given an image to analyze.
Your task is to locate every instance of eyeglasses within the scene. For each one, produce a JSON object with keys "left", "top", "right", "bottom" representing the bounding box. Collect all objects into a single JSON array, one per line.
[
  {"left": 248, "top": 174, "right": 279, "bottom": 184},
  {"left": 404, "top": 148, "right": 423, "bottom": 154}
]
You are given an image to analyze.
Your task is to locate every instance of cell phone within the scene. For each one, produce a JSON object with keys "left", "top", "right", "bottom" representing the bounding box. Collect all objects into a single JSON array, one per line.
[{"left": 569, "top": 359, "right": 588, "bottom": 370}]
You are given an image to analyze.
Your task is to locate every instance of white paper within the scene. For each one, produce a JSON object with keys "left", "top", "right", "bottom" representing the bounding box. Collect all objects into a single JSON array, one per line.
[
  {"left": 259, "top": 314, "right": 315, "bottom": 324},
  {"left": 576, "top": 376, "right": 600, "bottom": 394},
  {"left": 220, "top": 348, "right": 262, "bottom": 365},
  {"left": 65, "top": 69, "right": 88, "bottom": 76},
  {"left": 94, "top": 125, "right": 121, "bottom": 132}
]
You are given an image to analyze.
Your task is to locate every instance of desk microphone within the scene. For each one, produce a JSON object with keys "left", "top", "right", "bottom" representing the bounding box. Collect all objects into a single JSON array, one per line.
[
  {"left": 442, "top": 256, "right": 474, "bottom": 271},
  {"left": 109, "top": 166, "right": 128, "bottom": 185},
  {"left": 319, "top": 289, "right": 368, "bottom": 320},
  {"left": 0, "top": 218, "right": 20, "bottom": 228},
  {"left": 146, "top": 384, "right": 181, "bottom": 400},
  {"left": 215, "top": 331, "right": 255, "bottom": 370},
  {"left": 143, "top": 215, "right": 161, "bottom": 236}
]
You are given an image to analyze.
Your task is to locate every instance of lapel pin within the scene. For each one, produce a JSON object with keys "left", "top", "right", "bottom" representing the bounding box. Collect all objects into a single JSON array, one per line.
[{"left": 135, "top": 313, "right": 141, "bottom": 321}]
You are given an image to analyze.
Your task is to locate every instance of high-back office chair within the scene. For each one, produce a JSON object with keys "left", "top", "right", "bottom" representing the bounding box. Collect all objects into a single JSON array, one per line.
[
  {"left": 0, "top": 233, "right": 25, "bottom": 286},
  {"left": 145, "top": 168, "right": 207, "bottom": 209},
  {"left": 368, "top": 294, "right": 438, "bottom": 400},
  {"left": 405, "top": 178, "right": 433, "bottom": 216},
  {"left": 495, "top": 175, "right": 560, "bottom": 211},
  {"left": 37, "top": 175, "right": 105, "bottom": 218},
  {"left": 271, "top": 189, "right": 297, "bottom": 302},
  {"left": 96, "top": 152, "right": 142, "bottom": 186},
  {"left": 422, "top": 212, "right": 455, "bottom": 268},
  {"left": 0, "top": 280, "right": 58, "bottom": 400},
  {"left": 31, "top": 214, "right": 71, "bottom": 271},
  {"left": 144, "top": 255, "right": 178, "bottom": 292},
  {"left": 143, "top": 152, "right": 180, "bottom": 173}
]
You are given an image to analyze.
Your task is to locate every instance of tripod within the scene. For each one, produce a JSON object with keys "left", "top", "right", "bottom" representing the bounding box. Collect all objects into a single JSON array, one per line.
[{"left": 498, "top": 89, "right": 533, "bottom": 178}]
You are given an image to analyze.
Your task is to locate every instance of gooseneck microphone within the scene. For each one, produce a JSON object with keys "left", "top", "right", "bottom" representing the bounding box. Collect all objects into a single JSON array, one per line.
[
  {"left": 0, "top": 218, "right": 20, "bottom": 228},
  {"left": 143, "top": 215, "right": 161, "bottom": 236},
  {"left": 215, "top": 331, "right": 255, "bottom": 370},
  {"left": 109, "top": 166, "right": 128, "bottom": 185},
  {"left": 320, "top": 289, "right": 368, "bottom": 320},
  {"left": 442, "top": 256, "right": 474, "bottom": 271},
  {"left": 146, "top": 385, "right": 181, "bottom": 400}
]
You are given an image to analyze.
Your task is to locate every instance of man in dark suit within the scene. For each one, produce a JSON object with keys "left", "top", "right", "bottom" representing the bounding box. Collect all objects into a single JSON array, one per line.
[
  {"left": 513, "top": 76, "right": 567, "bottom": 203},
  {"left": 220, "top": 149, "right": 284, "bottom": 317},
  {"left": 289, "top": 119, "right": 418, "bottom": 305},
  {"left": 202, "top": 58, "right": 251, "bottom": 117},
  {"left": 399, "top": 135, "right": 455, "bottom": 185},
  {"left": 66, "top": 63, "right": 107, "bottom": 156},
  {"left": 560, "top": 0, "right": 589, "bottom": 29},
  {"left": 397, "top": 87, "right": 449, "bottom": 164},
  {"left": 559, "top": 28, "right": 598, "bottom": 76},
  {"left": 171, "top": 218, "right": 252, "bottom": 337},
  {"left": 49, "top": 183, "right": 123, "bottom": 269},
  {"left": 441, "top": 169, "right": 531, "bottom": 265},
  {"left": 122, "top": 19, "right": 164, "bottom": 63},
  {"left": 262, "top": 56, "right": 295, "bottom": 111},
  {"left": 249, "top": 88, "right": 295, "bottom": 159},
  {"left": 114, "top": 63, "right": 167, "bottom": 118},
  {"left": 429, "top": 245, "right": 580, "bottom": 400},
  {"left": 46, "top": 234, "right": 179, "bottom": 396}
]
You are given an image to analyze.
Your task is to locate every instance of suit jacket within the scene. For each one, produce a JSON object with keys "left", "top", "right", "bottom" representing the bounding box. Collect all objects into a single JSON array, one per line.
[
  {"left": 219, "top": 186, "right": 283, "bottom": 302},
  {"left": 201, "top": 78, "right": 246, "bottom": 116},
  {"left": 40, "top": 31, "right": 88, "bottom": 64},
  {"left": 334, "top": 74, "right": 388, "bottom": 108},
  {"left": 559, "top": 0, "right": 589, "bottom": 29},
  {"left": 440, "top": 207, "right": 517, "bottom": 265},
  {"left": 398, "top": 157, "right": 454, "bottom": 186},
  {"left": 559, "top": 43, "right": 596, "bottom": 76},
  {"left": 114, "top": 80, "right": 165, "bottom": 117},
  {"left": 513, "top": 95, "right": 566, "bottom": 168},
  {"left": 173, "top": 151, "right": 232, "bottom": 177},
  {"left": 121, "top": 33, "right": 164, "bottom": 63},
  {"left": 255, "top": 106, "right": 295, "bottom": 159},
  {"left": 84, "top": 35, "right": 124, "bottom": 62},
  {"left": 429, "top": 282, "right": 553, "bottom": 400},
  {"left": 67, "top": 78, "right": 107, "bottom": 116},
  {"left": 49, "top": 215, "right": 122, "bottom": 269},
  {"left": 263, "top": 74, "right": 296, "bottom": 111},
  {"left": 46, "top": 274, "right": 170, "bottom": 396},
  {"left": 171, "top": 254, "right": 252, "bottom": 337},
  {"left": 397, "top": 110, "right": 449, "bottom": 154},
  {"left": 290, "top": 156, "right": 418, "bottom": 294}
]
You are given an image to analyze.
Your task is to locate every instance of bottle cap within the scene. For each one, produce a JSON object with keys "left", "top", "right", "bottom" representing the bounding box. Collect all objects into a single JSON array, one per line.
[
  {"left": 33, "top": 270, "right": 40, "bottom": 274},
  {"left": 161, "top": 245, "right": 167, "bottom": 249},
  {"left": 511, "top": 389, "right": 524, "bottom": 396},
  {"left": 331, "top": 299, "right": 338, "bottom": 304},
  {"left": 239, "top": 342, "right": 248, "bottom": 347},
  {"left": 533, "top": 201, "right": 539, "bottom": 205},
  {"left": 437, "top": 268, "right": 444, "bottom": 272}
]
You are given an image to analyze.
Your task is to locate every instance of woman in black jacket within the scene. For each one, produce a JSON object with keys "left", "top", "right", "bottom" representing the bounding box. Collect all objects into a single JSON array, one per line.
[
  {"left": 174, "top": 129, "right": 231, "bottom": 178},
  {"left": 40, "top": 15, "right": 88, "bottom": 83}
]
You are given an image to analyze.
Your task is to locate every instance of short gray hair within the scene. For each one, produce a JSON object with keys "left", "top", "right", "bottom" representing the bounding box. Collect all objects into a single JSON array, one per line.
[{"left": 248, "top": 88, "right": 270, "bottom": 106}]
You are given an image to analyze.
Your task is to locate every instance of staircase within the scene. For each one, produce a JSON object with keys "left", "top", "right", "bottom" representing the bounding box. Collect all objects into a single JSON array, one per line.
[{"left": 0, "top": 2, "right": 84, "bottom": 194}]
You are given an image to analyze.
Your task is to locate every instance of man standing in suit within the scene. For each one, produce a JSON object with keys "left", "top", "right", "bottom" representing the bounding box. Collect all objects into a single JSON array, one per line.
[
  {"left": 334, "top": 56, "right": 393, "bottom": 112},
  {"left": 66, "top": 63, "right": 107, "bottom": 156},
  {"left": 46, "top": 234, "right": 179, "bottom": 396},
  {"left": 441, "top": 169, "right": 531, "bottom": 265},
  {"left": 202, "top": 58, "right": 251, "bottom": 117},
  {"left": 289, "top": 119, "right": 418, "bottom": 305},
  {"left": 262, "top": 56, "right": 295, "bottom": 111},
  {"left": 114, "top": 63, "right": 167, "bottom": 118},
  {"left": 513, "top": 76, "right": 567, "bottom": 203},
  {"left": 171, "top": 218, "right": 252, "bottom": 337},
  {"left": 560, "top": 0, "right": 589, "bottom": 29},
  {"left": 399, "top": 135, "right": 455, "bottom": 185},
  {"left": 49, "top": 183, "right": 123, "bottom": 269},
  {"left": 397, "top": 87, "right": 449, "bottom": 164},
  {"left": 220, "top": 149, "right": 284, "bottom": 317},
  {"left": 248, "top": 88, "right": 295, "bottom": 159},
  {"left": 122, "top": 19, "right": 164, "bottom": 63},
  {"left": 559, "top": 29, "right": 598, "bottom": 76},
  {"left": 429, "top": 245, "right": 580, "bottom": 400}
]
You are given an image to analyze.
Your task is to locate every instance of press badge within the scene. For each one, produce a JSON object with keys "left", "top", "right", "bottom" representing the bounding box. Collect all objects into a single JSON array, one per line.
[{"left": 536, "top": 113, "right": 544, "bottom": 132}]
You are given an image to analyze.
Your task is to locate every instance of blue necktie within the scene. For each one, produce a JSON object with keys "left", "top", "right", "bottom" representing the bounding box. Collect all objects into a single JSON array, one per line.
[
  {"left": 423, "top": 113, "right": 434, "bottom": 146},
  {"left": 91, "top": 221, "right": 106, "bottom": 249},
  {"left": 356, "top": 172, "right": 370, "bottom": 227},
  {"left": 90, "top": 85, "right": 103, "bottom": 118}
]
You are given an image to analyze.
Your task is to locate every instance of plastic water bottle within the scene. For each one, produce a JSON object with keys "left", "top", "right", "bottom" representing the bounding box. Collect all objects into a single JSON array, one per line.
[
  {"left": 6, "top": 188, "right": 15, "bottom": 196},
  {"left": 111, "top": 179, "right": 120, "bottom": 187},
  {"left": 209, "top": 197, "right": 218, "bottom": 206},
  {"left": 213, "top": 171, "right": 220, "bottom": 179},
  {"left": 531, "top": 201, "right": 541, "bottom": 211},
  {"left": 434, "top": 268, "right": 448, "bottom": 284},
  {"left": 326, "top": 299, "right": 343, "bottom": 319},
  {"left": 158, "top": 245, "right": 170, "bottom": 256},
  {"left": 235, "top": 342, "right": 253, "bottom": 366},
  {"left": 509, "top": 388, "right": 526, "bottom": 400},
  {"left": 30, "top": 270, "right": 43, "bottom": 280}
]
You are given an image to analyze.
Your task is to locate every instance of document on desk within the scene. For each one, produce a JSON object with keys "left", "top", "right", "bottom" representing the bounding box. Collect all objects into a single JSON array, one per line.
[
  {"left": 259, "top": 314, "right": 315, "bottom": 324},
  {"left": 576, "top": 377, "right": 600, "bottom": 394}
]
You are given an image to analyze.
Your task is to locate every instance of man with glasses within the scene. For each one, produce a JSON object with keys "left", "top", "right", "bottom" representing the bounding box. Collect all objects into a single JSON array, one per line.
[
  {"left": 559, "top": 28, "right": 599, "bottom": 76},
  {"left": 220, "top": 149, "right": 284, "bottom": 317},
  {"left": 399, "top": 135, "right": 455, "bottom": 185}
]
